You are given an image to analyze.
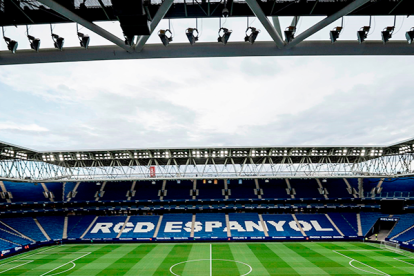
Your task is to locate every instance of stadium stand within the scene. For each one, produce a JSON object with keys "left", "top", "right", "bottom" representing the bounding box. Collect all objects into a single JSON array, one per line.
[
  {"left": 0, "top": 217, "right": 46, "bottom": 241},
  {"left": 360, "top": 212, "right": 384, "bottom": 236},
  {"left": 227, "top": 179, "right": 258, "bottom": 200},
  {"left": 323, "top": 179, "right": 353, "bottom": 198},
  {"left": 44, "top": 182, "right": 64, "bottom": 202},
  {"left": 228, "top": 213, "right": 264, "bottom": 237},
  {"left": 258, "top": 179, "right": 291, "bottom": 199},
  {"left": 194, "top": 213, "right": 227, "bottom": 239},
  {"left": 0, "top": 229, "right": 31, "bottom": 245},
  {"left": 262, "top": 214, "right": 302, "bottom": 237},
  {"left": 196, "top": 180, "right": 225, "bottom": 200},
  {"left": 328, "top": 213, "right": 358, "bottom": 236},
  {"left": 99, "top": 181, "right": 130, "bottom": 201},
  {"left": 157, "top": 213, "right": 192, "bottom": 239},
  {"left": 70, "top": 182, "right": 100, "bottom": 202},
  {"left": 290, "top": 179, "right": 324, "bottom": 199},
  {"left": 64, "top": 182, "right": 77, "bottom": 201},
  {"left": 381, "top": 178, "right": 414, "bottom": 198},
  {"left": 295, "top": 214, "right": 340, "bottom": 236},
  {"left": 164, "top": 180, "right": 193, "bottom": 200},
  {"left": 83, "top": 216, "right": 128, "bottom": 239},
  {"left": 134, "top": 181, "right": 162, "bottom": 201},
  {"left": 3, "top": 182, "right": 46, "bottom": 203},
  {"left": 120, "top": 215, "right": 159, "bottom": 239},
  {"left": 67, "top": 215, "right": 96, "bottom": 239},
  {"left": 37, "top": 216, "right": 64, "bottom": 240}
]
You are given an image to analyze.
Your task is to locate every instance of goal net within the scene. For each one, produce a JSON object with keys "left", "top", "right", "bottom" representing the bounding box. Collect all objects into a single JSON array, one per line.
[{"left": 380, "top": 241, "right": 402, "bottom": 253}]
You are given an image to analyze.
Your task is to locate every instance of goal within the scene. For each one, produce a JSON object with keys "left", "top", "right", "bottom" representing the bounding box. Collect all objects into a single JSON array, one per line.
[{"left": 380, "top": 241, "right": 402, "bottom": 253}]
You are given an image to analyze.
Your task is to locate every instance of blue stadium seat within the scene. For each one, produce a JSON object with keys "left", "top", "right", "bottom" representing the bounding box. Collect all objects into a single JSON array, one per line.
[
  {"left": 0, "top": 229, "right": 31, "bottom": 245},
  {"left": 37, "top": 216, "right": 64, "bottom": 240},
  {"left": 100, "top": 181, "right": 130, "bottom": 201},
  {"left": 228, "top": 179, "right": 258, "bottom": 200},
  {"left": 228, "top": 213, "right": 265, "bottom": 237},
  {"left": 360, "top": 212, "right": 384, "bottom": 236},
  {"left": 328, "top": 213, "right": 358, "bottom": 237},
  {"left": 295, "top": 214, "right": 341, "bottom": 237},
  {"left": 83, "top": 216, "right": 128, "bottom": 239},
  {"left": 4, "top": 182, "right": 46, "bottom": 203},
  {"left": 323, "top": 179, "right": 353, "bottom": 199},
  {"left": 157, "top": 213, "right": 192, "bottom": 238},
  {"left": 164, "top": 180, "right": 193, "bottom": 200},
  {"left": 71, "top": 182, "right": 99, "bottom": 202},
  {"left": 67, "top": 215, "right": 96, "bottom": 239},
  {"left": 290, "top": 179, "right": 323, "bottom": 199},
  {"left": 197, "top": 181, "right": 225, "bottom": 200},
  {"left": 120, "top": 215, "right": 160, "bottom": 239},
  {"left": 45, "top": 182, "right": 64, "bottom": 202},
  {"left": 263, "top": 214, "right": 303, "bottom": 237},
  {"left": 388, "top": 214, "right": 414, "bottom": 238},
  {"left": 194, "top": 213, "right": 227, "bottom": 239},
  {"left": 258, "top": 179, "right": 291, "bottom": 199},
  {"left": 134, "top": 181, "right": 162, "bottom": 201},
  {"left": 0, "top": 217, "right": 47, "bottom": 241}
]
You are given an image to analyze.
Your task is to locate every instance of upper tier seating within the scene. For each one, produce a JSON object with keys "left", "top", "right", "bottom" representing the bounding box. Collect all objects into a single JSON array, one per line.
[
  {"left": 228, "top": 180, "right": 258, "bottom": 200},
  {"left": 381, "top": 178, "right": 414, "bottom": 198},
  {"left": 100, "top": 181, "right": 130, "bottom": 201},
  {"left": 258, "top": 179, "right": 291, "bottom": 199},
  {"left": 164, "top": 180, "right": 193, "bottom": 200},
  {"left": 262, "top": 214, "right": 302, "bottom": 237},
  {"left": 157, "top": 213, "right": 192, "bottom": 238},
  {"left": 295, "top": 214, "right": 340, "bottom": 236},
  {"left": 71, "top": 182, "right": 99, "bottom": 202},
  {"left": 0, "top": 229, "right": 31, "bottom": 245},
  {"left": 228, "top": 213, "right": 264, "bottom": 237},
  {"left": 0, "top": 217, "right": 46, "bottom": 241},
  {"left": 83, "top": 216, "right": 128, "bottom": 239},
  {"left": 290, "top": 179, "right": 323, "bottom": 199},
  {"left": 328, "top": 213, "right": 358, "bottom": 236},
  {"left": 133, "top": 181, "right": 162, "bottom": 201},
  {"left": 45, "top": 182, "right": 64, "bottom": 202},
  {"left": 323, "top": 179, "right": 353, "bottom": 198},
  {"left": 120, "top": 215, "right": 160, "bottom": 239},
  {"left": 196, "top": 180, "right": 225, "bottom": 200},
  {"left": 4, "top": 182, "right": 46, "bottom": 203},
  {"left": 64, "top": 182, "right": 77, "bottom": 201},
  {"left": 37, "top": 216, "right": 64, "bottom": 240},
  {"left": 67, "top": 215, "right": 96, "bottom": 239},
  {"left": 194, "top": 213, "right": 227, "bottom": 239}
]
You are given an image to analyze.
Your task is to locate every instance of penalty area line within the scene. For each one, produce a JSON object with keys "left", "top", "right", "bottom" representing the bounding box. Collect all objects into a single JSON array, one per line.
[
  {"left": 39, "top": 252, "right": 91, "bottom": 276},
  {"left": 333, "top": 250, "right": 390, "bottom": 276}
]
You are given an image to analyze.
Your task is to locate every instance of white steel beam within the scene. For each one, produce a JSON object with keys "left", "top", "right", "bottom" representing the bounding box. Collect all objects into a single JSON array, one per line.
[
  {"left": 1, "top": 41, "right": 413, "bottom": 66},
  {"left": 134, "top": 0, "right": 175, "bottom": 52},
  {"left": 272, "top": 16, "right": 282, "bottom": 38},
  {"left": 286, "top": 0, "right": 370, "bottom": 49},
  {"left": 245, "top": 0, "right": 285, "bottom": 49},
  {"left": 36, "top": 0, "right": 131, "bottom": 51}
]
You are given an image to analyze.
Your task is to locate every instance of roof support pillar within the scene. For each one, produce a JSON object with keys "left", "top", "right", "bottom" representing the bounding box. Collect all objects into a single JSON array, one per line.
[
  {"left": 134, "top": 0, "right": 175, "bottom": 52},
  {"left": 286, "top": 0, "right": 370, "bottom": 49},
  {"left": 245, "top": 0, "right": 285, "bottom": 49},
  {"left": 36, "top": 0, "right": 131, "bottom": 51},
  {"left": 272, "top": 16, "right": 282, "bottom": 38}
]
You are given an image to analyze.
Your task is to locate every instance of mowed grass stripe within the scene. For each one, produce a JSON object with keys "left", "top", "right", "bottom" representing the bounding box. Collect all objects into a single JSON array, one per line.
[
  {"left": 285, "top": 243, "right": 359, "bottom": 275},
  {"left": 266, "top": 243, "right": 329, "bottom": 275},
  {"left": 0, "top": 244, "right": 94, "bottom": 276},
  {"left": 248, "top": 243, "right": 300, "bottom": 275},
  {"left": 95, "top": 244, "right": 156, "bottom": 275},
  {"left": 181, "top": 243, "right": 210, "bottom": 276},
  {"left": 211, "top": 244, "right": 240, "bottom": 276},
  {"left": 153, "top": 244, "right": 193, "bottom": 276},
  {"left": 230, "top": 243, "right": 270, "bottom": 276}
]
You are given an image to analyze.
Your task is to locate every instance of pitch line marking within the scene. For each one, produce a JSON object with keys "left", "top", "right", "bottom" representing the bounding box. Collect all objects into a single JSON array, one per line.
[
  {"left": 333, "top": 250, "right": 390, "bottom": 276},
  {"left": 40, "top": 252, "right": 91, "bottom": 276},
  {"left": 0, "top": 260, "right": 33, "bottom": 274},
  {"left": 210, "top": 244, "right": 212, "bottom": 276},
  {"left": 169, "top": 259, "right": 252, "bottom": 276},
  {"left": 393, "top": 258, "right": 414, "bottom": 267}
]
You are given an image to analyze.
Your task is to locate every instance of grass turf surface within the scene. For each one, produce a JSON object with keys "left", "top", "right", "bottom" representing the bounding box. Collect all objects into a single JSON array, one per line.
[{"left": 0, "top": 242, "right": 414, "bottom": 275}]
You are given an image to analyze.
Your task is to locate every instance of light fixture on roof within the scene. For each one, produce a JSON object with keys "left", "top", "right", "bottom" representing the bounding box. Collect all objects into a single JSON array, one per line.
[
  {"left": 406, "top": 27, "right": 414, "bottom": 44},
  {"left": 244, "top": 17, "right": 260, "bottom": 44},
  {"left": 151, "top": 181, "right": 156, "bottom": 185},
  {"left": 322, "top": 179, "right": 327, "bottom": 183},
  {"left": 186, "top": 19, "right": 199, "bottom": 45},
  {"left": 2, "top": 27, "right": 18, "bottom": 54},
  {"left": 218, "top": 28, "right": 232, "bottom": 45},
  {"left": 159, "top": 29, "right": 173, "bottom": 47},
  {"left": 50, "top": 24, "right": 64, "bottom": 51},
  {"left": 26, "top": 26, "right": 40, "bottom": 52},
  {"left": 330, "top": 18, "right": 343, "bottom": 43},
  {"left": 284, "top": 26, "right": 296, "bottom": 43},
  {"left": 357, "top": 16, "right": 371, "bottom": 44},
  {"left": 177, "top": 180, "right": 181, "bottom": 184},
  {"left": 381, "top": 16, "right": 396, "bottom": 44},
  {"left": 77, "top": 24, "right": 90, "bottom": 49}
]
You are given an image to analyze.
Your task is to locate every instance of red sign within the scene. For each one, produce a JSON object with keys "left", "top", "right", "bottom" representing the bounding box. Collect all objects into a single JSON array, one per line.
[{"left": 150, "top": 166, "right": 156, "bottom": 177}]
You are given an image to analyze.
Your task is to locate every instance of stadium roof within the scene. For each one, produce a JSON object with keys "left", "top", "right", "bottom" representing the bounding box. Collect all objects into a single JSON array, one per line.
[{"left": 1, "top": 0, "right": 414, "bottom": 65}]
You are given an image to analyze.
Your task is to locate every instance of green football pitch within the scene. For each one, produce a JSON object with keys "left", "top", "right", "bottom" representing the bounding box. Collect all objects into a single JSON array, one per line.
[{"left": 1, "top": 242, "right": 414, "bottom": 275}]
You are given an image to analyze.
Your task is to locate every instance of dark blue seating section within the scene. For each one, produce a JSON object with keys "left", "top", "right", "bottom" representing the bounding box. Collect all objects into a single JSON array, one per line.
[
  {"left": 0, "top": 240, "right": 17, "bottom": 252},
  {"left": 37, "top": 216, "right": 64, "bottom": 240},
  {"left": 393, "top": 227, "right": 414, "bottom": 242},
  {"left": 228, "top": 179, "right": 257, "bottom": 200},
  {"left": 45, "top": 182, "right": 64, "bottom": 202},
  {"left": 120, "top": 215, "right": 159, "bottom": 239},
  {"left": 83, "top": 216, "right": 127, "bottom": 239},
  {"left": 295, "top": 214, "right": 340, "bottom": 236},
  {"left": 360, "top": 212, "right": 384, "bottom": 236},
  {"left": 164, "top": 180, "right": 193, "bottom": 200},
  {"left": 328, "top": 213, "right": 358, "bottom": 236},
  {"left": 258, "top": 179, "right": 290, "bottom": 199},
  {"left": 133, "top": 181, "right": 162, "bottom": 201},
  {"left": 0, "top": 217, "right": 46, "bottom": 241},
  {"left": 194, "top": 213, "right": 227, "bottom": 239},
  {"left": 381, "top": 178, "right": 414, "bottom": 198},
  {"left": 228, "top": 213, "right": 263, "bottom": 237},
  {"left": 263, "top": 214, "right": 302, "bottom": 237},
  {"left": 71, "top": 182, "right": 98, "bottom": 202},
  {"left": 0, "top": 229, "right": 31, "bottom": 245},
  {"left": 100, "top": 181, "right": 130, "bottom": 201},
  {"left": 67, "top": 215, "right": 96, "bottom": 239},
  {"left": 290, "top": 179, "right": 323, "bottom": 199},
  {"left": 323, "top": 179, "right": 352, "bottom": 198},
  {"left": 64, "top": 182, "right": 77, "bottom": 200},
  {"left": 157, "top": 213, "right": 192, "bottom": 238},
  {"left": 4, "top": 182, "right": 46, "bottom": 203},
  {"left": 196, "top": 181, "right": 225, "bottom": 200},
  {"left": 388, "top": 213, "right": 414, "bottom": 238}
]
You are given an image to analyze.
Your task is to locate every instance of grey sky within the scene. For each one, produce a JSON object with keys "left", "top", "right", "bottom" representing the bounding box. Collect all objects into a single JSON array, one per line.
[{"left": 0, "top": 16, "right": 413, "bottom": 150}]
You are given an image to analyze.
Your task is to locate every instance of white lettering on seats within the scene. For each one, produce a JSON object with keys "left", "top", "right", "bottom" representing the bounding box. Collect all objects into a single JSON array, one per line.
[
  {"left": 311, "top": 220, "right": 333, "bottom": 231},
  {"left": 134, "top": 222, "right": 155, "bottom": 233},
  {"left": 266, "top": 221, "right": 285, "bottom": 231},
  {"left": 90, "top": 223, "right": 113, "bottom": 233},
  {"left": 114, "top": 222, "right": 134, "bottom": 233},
  {"left": 289, "top": 220, "right": 312, "bottom": 231},
  {"left": 164, "top": 222, "right": 183, "bottom": 232},
  {"left": 205, "top": 221, "right": 222, "bottom": 232},
  {"left": 193, "top": 222, "right": 203, "bottom": 232},
  {"left": 183, "top": 222, "right": 192, "bottom": 232},
  {"left": 245, "top": 221, "right": 265, "bottom": 232},
  {"left": 224, "top": 221, "right": 246, "bottom": 232}
]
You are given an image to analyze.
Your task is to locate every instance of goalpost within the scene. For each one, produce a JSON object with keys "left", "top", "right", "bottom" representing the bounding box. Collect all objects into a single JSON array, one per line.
[{"left": 380, "top": 241, "right": 402, "bottom": 253}]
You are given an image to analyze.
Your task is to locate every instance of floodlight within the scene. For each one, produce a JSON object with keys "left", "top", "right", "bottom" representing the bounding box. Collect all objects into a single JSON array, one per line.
[
  {"left": 158, "top": 29, "right": 173, "bottom": 47},
  {"left": 185, "top": 28, "right": 199, "bottom": 45},
  {"left": 330, "top": 26, "right": 342, "bottom": 43},
  {"left": 406, "top": 28, "right": 414, "bottom": 44},
  {"left": 3, "top": 37, "right": 18, "bottom": 53},
  {"left": 357, "top": 26, "right": 370, "bottom": 43},
  {"left": 381, "top": 26, "right": 395, "bottom": 44},
  {"left": 238, "top": 179, "right": 242, "bottom": 184},
  {"left": 217, "top": 27, "right": 232, "bottom": 45},
  {"left": 27, "top": 35, "right": 40, "bottom": 52},
  {"left": 177, "top": 180, "right": 181, "bottom": 184},
  {"left": 96, "top": 182, "right": 101, "bottom": 186},
  {"left": 222, "top": 8, "right": 229, "bottom": 18},
  {"left": 265, "top": 179, "right": 269, "bottom": 183},
  {"left": 124, "top": 35, "right": 135, "bottom": 46},
  {"left": 151, "top": 181, "right": 156, "bottom": 185},
  {"left": 284, "top": 26, "right": 296, "bottom": 43},
  {"left": 78, "top": 32, "right": 90, "bottom": 49},
  {"left": 322, "top": 179, "right": 327, "bottom": 183},
  {"left": 244, "top": 27, "right": 260, "bottom": 44},
  {"left": 52, "top": 34, "right": 64, "bottom": 50}
]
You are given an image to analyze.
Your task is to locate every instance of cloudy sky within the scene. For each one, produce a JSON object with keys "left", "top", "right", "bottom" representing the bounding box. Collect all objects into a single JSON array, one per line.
[{"left": 0, "top": 14, "right": 413, "bottom": 151}]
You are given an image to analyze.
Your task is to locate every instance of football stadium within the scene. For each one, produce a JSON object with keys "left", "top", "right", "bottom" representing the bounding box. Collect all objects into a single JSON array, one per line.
[{"left": 2, "top": 0, "right": 414, "bottom": 275}]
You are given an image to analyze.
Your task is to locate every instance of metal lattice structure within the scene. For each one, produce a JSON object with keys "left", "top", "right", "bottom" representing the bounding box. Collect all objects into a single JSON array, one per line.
[
  {"left": 1, "top": 0, "right": 414, "bottom": 65},
  {"left": 1, "top": 138, "right": 414, "bottom": 181}
]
